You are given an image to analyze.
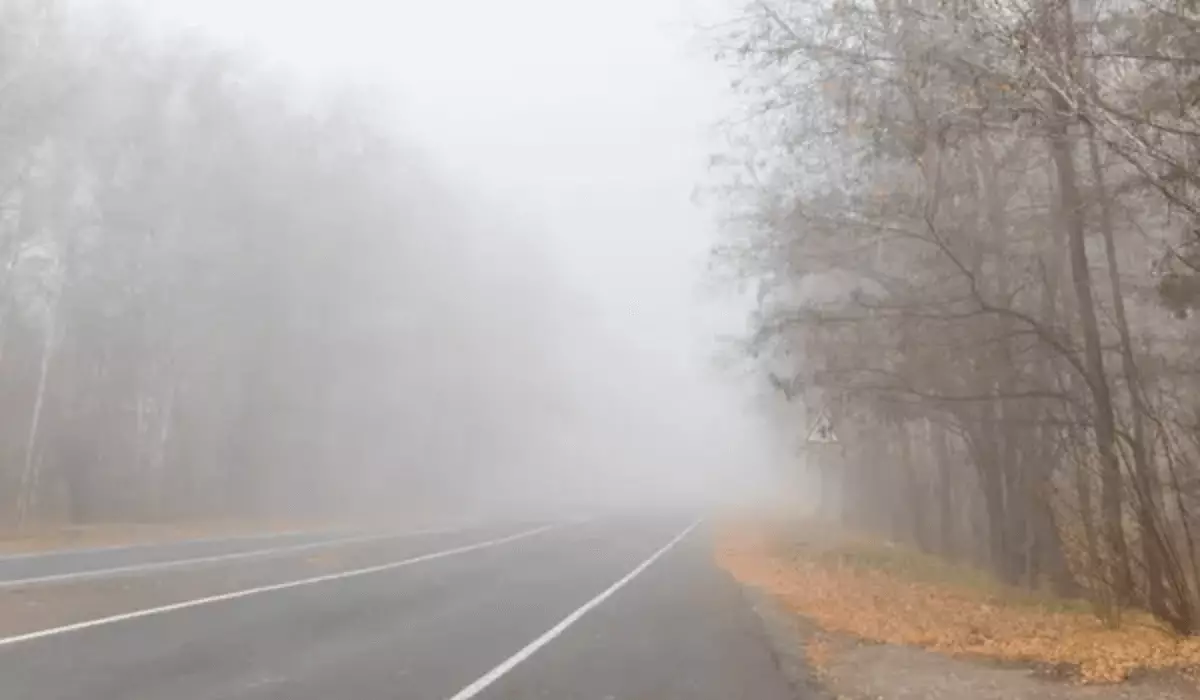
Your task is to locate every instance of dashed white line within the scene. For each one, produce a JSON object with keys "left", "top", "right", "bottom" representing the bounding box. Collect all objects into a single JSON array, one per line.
[
  {"left": 444, "top": 519, "right": 701, "bottom": 700},
  {"left": 0, "top": 524, "right": 560, "bottom": 648}
]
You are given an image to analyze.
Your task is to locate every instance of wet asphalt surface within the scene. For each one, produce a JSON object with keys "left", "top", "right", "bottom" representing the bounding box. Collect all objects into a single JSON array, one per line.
[{"left": 0, "top": 517, "right": 801, "bottom": 700}]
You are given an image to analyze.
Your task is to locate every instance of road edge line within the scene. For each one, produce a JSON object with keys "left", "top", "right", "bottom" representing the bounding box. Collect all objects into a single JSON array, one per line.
[
  {"left": 0, "top": 523, "right": 560, "bottom": 648},
  {"left": 445, "top": 518, "right": 702, "bottom": 700},
  {"left": 0, "top": 527, "right": 466, "bottom": 589},
  {"left": 0, "top": 528, "right": 344, "bottom": 562}
]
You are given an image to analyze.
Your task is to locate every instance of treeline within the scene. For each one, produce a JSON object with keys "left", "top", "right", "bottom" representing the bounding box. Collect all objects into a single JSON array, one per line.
[
  {"left": 0, "top": 3, "right": 552, "bottom": 526},
  {"left": 714, "top": 0, "right": 1200, "bottom": 631}
]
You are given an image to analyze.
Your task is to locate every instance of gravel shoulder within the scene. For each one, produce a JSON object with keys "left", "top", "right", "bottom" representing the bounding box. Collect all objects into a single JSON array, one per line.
[{"left": 741, "top": 579, "right": 1200, "bottom": 700}]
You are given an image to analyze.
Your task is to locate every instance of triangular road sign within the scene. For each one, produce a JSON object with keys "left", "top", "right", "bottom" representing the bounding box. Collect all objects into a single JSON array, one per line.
[{"left": 806, "top": 409, "right": 838, "bottom": 443}]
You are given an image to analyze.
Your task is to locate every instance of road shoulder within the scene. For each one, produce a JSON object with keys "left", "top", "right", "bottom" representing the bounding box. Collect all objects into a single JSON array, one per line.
[{"left": 737, "top": 584, "right": 836, "bottom": 700}]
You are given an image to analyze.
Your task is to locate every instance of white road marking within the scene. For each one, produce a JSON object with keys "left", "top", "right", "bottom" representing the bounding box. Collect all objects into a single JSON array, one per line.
[
  {"left": 0, "top": 527, "right": 466, "bottom": 588},
  {"left": 0, "top": 528, "right": 340, "bottom": 562},
  {"left": 0, "top": 524, "right": 560, "bottom": 648},
  {"left": 445, "top": 519, "right": 701, "bottom": 700}
]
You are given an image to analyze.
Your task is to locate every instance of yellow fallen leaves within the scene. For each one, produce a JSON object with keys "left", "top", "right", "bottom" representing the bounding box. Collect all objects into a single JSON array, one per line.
[{"left": 716, "top": 522, "right": 1200, "bottom": 684}]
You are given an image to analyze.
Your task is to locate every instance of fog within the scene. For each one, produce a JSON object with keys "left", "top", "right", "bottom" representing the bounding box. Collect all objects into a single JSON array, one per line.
[
  {"left": 0, "top": 0, "right": 797, "bottom": 530},
  {"left": 2, "top": 0, "right": 1197, "bottom": 640}
]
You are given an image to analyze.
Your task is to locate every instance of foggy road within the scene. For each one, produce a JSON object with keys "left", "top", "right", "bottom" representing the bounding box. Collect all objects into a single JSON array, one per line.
[{"left": 0, "top": 518, "right": 798, "bottom": 700}]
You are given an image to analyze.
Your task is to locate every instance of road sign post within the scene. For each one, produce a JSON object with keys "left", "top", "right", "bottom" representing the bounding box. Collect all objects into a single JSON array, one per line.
[
  {"left": 805, "top": 408, "right": 841, "bottom": 519},
  {"left": 806, "top": 409, "right": 837, "bottom": 444}
]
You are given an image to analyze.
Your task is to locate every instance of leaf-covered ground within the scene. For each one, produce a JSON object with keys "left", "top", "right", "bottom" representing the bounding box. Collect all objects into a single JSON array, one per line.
[{"left": 716, "top": 520, "right": 1200, "bottom": 686}]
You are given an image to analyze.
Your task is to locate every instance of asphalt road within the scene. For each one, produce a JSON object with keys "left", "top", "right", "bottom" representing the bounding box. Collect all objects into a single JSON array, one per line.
[
  {"left": 0, "top": 517, "right": 801, "bottom": 700},
  {"left": 0, "top": 529, "right": 371, "bottom": 586}
]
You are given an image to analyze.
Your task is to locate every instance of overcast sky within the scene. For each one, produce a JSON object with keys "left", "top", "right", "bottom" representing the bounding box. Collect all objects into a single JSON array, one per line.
[
  {"left": 93, "top": 0, "right": 784, "bottom": 501},
  {"left": 110, "top": 0, "right": 738, "bottom": 357}
]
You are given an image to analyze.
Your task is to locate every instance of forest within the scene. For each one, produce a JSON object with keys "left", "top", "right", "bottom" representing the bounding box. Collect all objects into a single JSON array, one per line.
[
  {"left": 715, "top": 0, "right": 1200, "bottom": 633},
  {"left": 0, "top": 2, "right": 560, "bottom": 528}
]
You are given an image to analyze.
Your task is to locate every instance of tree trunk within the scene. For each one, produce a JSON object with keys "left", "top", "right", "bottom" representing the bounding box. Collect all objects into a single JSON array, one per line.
[
  {"left": 16, "top": 328, "right": 56, "bottom": 529},
  {"left": 971, "top": 421, "right": 1015, "bottom": 582},
  {"left": 1047, "top": 75, "right": 1131, "bottom": 606},
  {"left": 153, "top": 382, "right": 175, "bottom": 519},
  {"left": 1085, "top": 129, "right": 1177, "bottom": 623},
  {"left": 929, "top": 419, "right": 957, "bottom": 558}
]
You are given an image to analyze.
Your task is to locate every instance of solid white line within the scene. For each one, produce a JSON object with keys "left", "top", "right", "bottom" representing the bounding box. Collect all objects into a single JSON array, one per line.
[
  {"left": 0, "top": 524, "right": 559, "bottom": 648},
  {"left": 0, "top": 527, "right": 466, "bottom": 588},
  {"left": 445, "top": 519, "right": 701, "bottom": 700},
  {"left": 0, "top": 528, "right": 340, "bottom": 562}
]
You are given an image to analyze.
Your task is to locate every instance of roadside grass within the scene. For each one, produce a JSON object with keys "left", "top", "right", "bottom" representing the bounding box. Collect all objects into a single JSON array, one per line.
[{"left": 717, "top": 519, "right": 1200, "bottom": 683}]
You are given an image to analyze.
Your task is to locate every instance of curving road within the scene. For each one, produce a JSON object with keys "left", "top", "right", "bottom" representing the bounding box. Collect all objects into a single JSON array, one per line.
[{"left": 0, "top": 517, "right": 800, "bottom": 700}]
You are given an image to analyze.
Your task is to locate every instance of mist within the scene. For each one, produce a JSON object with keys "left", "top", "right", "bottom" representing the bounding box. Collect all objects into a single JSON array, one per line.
[
  {"left": 0, "top": 0, "right": 795, "bottom": 533},
  {"left": 5, "top": 1, "right": 1200, "bottom": 695}
]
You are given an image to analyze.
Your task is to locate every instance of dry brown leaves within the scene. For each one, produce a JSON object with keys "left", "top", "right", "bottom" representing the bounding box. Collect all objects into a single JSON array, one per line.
[
  {"left": 715, "top": 522, "right": 1200, "bottom": 684},
  {"left": 803, "top": 634, "right": 842, "bottom": 671}
]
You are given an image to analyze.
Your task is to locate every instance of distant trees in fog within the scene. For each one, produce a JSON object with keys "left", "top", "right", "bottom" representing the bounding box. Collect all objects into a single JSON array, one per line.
[{"left": 0, "top": 2, "right": 554, "bottom": 526}]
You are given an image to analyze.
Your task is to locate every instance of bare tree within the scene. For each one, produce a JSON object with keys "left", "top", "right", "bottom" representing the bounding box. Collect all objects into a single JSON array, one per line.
[{"left": 712, "top": 0, "right": 1200, "bottom": 631}]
